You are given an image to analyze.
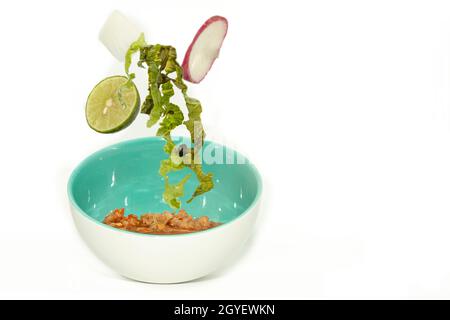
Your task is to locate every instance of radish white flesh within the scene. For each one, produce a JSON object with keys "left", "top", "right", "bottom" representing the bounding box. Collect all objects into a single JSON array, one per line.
[
  {"left": 182, "top": 16, "right": 228, "bottom": 83},
  {"left": 99, "top": 10, "right": 142, "bottom": 62}
]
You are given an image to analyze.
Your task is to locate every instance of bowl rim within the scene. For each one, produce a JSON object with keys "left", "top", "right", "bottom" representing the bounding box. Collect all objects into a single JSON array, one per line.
[{"left": 67, "top": 136, "right": 263, "bottom": 238}]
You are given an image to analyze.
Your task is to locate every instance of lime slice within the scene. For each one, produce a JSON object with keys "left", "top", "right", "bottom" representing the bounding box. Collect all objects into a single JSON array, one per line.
[{"left": 86, "top": 76, "right": 140, "bottom": 133}]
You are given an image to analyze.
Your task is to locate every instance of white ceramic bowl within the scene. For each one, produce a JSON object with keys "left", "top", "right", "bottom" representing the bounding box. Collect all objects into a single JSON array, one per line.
[{"left": 68, "top": 137, "right": 262, "bottom": 283}]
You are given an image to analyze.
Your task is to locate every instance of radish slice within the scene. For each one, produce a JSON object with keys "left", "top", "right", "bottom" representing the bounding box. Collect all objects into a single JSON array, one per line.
[
  {"left": 99, "top": 10, "right": 142, "bottom": 62},
  {"left": 182, "top": 16, "right": 228, "bottom": 83}
]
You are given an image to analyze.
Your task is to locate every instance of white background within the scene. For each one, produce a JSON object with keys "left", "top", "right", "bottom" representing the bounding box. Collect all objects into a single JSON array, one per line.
[{"left": 1, "top": 0, "right": 450, "bottom": 299}]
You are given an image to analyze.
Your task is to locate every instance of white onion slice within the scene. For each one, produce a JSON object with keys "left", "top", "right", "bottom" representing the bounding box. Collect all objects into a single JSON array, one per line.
[{"left": 99, "top": 10, "right": 142, "bottom": 62}]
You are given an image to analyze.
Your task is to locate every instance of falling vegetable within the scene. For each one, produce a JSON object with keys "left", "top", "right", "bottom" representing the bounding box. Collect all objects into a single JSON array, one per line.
[
  {"left": 86, "top": 11, "right": 227, "bottom": 210},
  {"left": 182, "top": 16, "right": 228, "bottom": 83}
]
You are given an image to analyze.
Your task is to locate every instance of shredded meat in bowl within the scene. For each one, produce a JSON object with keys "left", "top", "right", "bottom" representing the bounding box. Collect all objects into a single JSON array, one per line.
[{"left": 103, "top": 208, "right": 220, "bottom": 235}]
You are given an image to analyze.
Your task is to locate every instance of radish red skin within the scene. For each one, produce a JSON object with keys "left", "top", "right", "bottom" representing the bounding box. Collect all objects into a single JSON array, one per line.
[{"left": 182, "top": 16, "right": 228, "bottom": 83}]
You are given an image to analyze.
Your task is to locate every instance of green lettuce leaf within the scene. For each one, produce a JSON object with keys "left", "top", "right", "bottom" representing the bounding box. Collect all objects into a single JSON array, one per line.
[
  {"left": 159, "top": 158, "right": 184, "bottom": 176},
  {"left": 157, "top": 104, "right": 184, "bottom": 137},
  {"left": 162, "top": 135, "right": 176, "bottom": 154},
  {"left": 159, "top": 135, "right": 184, "bottom": 176},
  {"left": 125, "top": 33, "right": 146, "bottom": 76},
  {"left": 163, "top": 175, "right": 191, "bottom": 209},
  {"left": 164, "top": 47, "right": 178, "bottom": 74},
  {"left": 183, "top": 95, "right": 205, "bottom": 147},
  {"left": 146, "top": 62, "right": 163, "bottom": 128},
  {"left": 140, "top": 95, "right": 154, "bottom": 115},
  {"left": 187, "top": 164, "right": 214, "bottom": 203},
  {"left": 161, "top": 81, "right": 174, "bottom": 105},
  {"left": 172, "top": 63, "right": 188, "bottom": 91}
]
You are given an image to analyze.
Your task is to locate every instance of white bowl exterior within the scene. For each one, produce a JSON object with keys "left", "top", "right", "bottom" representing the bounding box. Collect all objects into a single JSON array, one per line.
[{"left": 70, "top": 201, "right": 260, "bottom": 283}]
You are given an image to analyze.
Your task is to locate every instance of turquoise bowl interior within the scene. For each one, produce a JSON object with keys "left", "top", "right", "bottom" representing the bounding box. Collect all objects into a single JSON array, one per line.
[{"left": 68, "top": 137, "right": 262, "bottom": 228}]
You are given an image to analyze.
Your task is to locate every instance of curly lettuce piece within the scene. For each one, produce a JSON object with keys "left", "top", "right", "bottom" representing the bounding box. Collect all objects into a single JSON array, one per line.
[
  {"left": 159, "top": 135, "right": 182, "bottom": 177},
  {"left": 146, "top": 63, "right": 163, "bottom": 128},
  {"left": 172, "top": 64, "right": 188, "bottom": 91},
  {"left": 140, "top": 45, "right": 174, "bottom": 128},
  {"left": 164, "top": 47, "right": 178, "bottom": 74},
  {"left": 161, "top": 81, "right": 174, "bottom": 105},
  {"left": 171, "top": 64, "right": 205, "bottom": 147},
  {"left": 140, "top": 95, "right": 154, "bottom": 115},
  {"left": 163, "top": 175, "right": 191, "bottom": 209},
  {"left": 159, "top": 158, "right": 184, "bottom": 176},
  {"left": 157, "top": 104, "right": 184, "bottom": 137},
  {"left": 140, "top": 44, "right": 162, "bottom": 68},
  {"left": 183, "top": 95, "right": 204, "bottom": 141},
  {"left": 124, "top": 33, "right": 147, "bottom": 77},
  {"left": 187, "top": 164, "right": 214, "bottom": 203},
  {"left": 162, "top": 135, "right": 176, "bottom": 154}
]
